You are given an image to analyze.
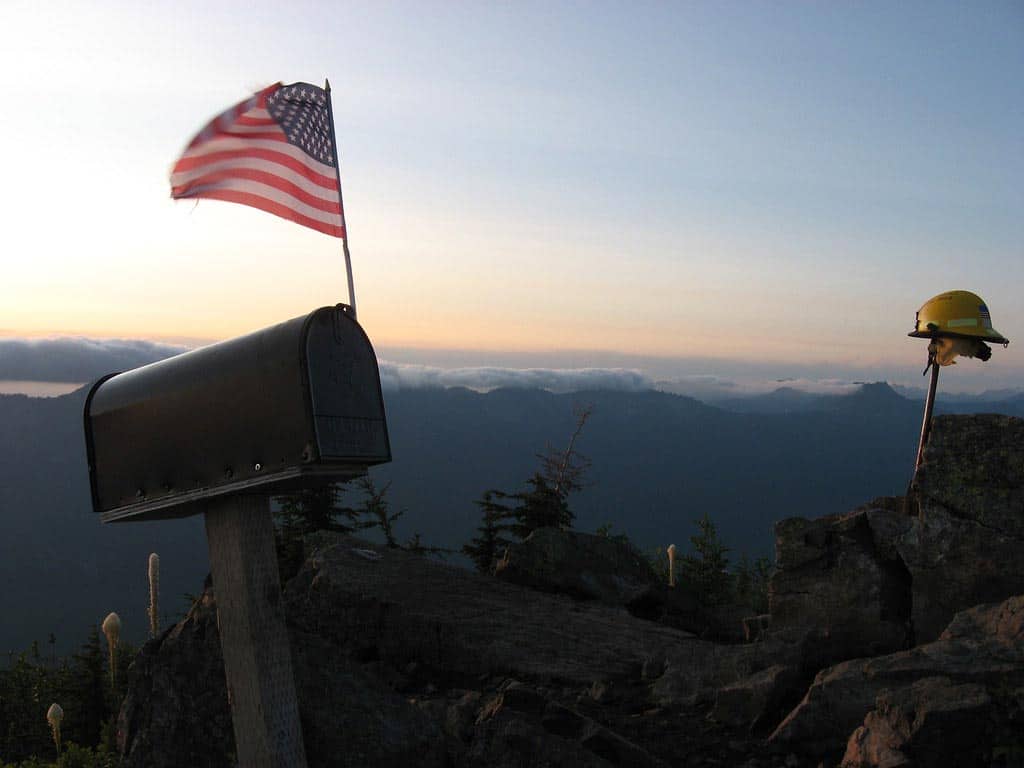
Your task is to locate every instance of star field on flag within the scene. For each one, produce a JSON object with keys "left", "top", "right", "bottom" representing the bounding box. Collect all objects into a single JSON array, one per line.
[{"left": 170, "top": 82, "right": 346, "bottom": 238}]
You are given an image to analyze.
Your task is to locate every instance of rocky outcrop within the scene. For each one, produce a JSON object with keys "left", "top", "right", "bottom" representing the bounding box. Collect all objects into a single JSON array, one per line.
[
  {"left": 710, "top": 664, "right": 801, "bottom": 733},
  {"left": 286, "top": 532, "right": 691, "bottom": 687},
  {"left": 840, "top": 677, "right": 992, "bottom": 768},
  {"left": 906, "top": 414, "right": 1024, "bottom": 640},
  {"left": 769, "top": 414, "right": 1024, "bottom": 670},
  {"left": 769, "top": 595, "right": 1024, "bottom": 764},
  {"left": 116, "top": 413, "right": 1024, "bottom": 767},
  {"left": 118, "top": 584, "right": 449, "bottom": 768},
  {"left": 495, "top": 527, "right": 756, "bottom": 642},
  {"left": 770, "top": 505, "right": 913, "bottom": 667},
  {"left": 494, "top": 527, "right": 662, "bottom": 612},
  {"left": 120, "top": 534, "right": 793, "bottom": 767},
  {"left": 116, "top": 589, "right": 233, "bottom": 768}
]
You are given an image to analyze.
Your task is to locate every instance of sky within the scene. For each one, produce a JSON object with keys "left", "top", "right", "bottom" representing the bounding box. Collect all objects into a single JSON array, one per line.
[{"left": 1, "top": 1, "right": 1022, "bottom": 393}]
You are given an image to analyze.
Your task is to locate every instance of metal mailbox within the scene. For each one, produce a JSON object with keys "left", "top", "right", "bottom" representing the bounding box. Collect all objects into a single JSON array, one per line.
[{"left": 84, "top": 305, "right": 390, "bottom": 522}]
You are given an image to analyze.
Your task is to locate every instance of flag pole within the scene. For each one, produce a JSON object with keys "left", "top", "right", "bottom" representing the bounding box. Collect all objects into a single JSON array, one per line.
[{"left": 324, "top": 79, "right": 357, "bottom": 319}]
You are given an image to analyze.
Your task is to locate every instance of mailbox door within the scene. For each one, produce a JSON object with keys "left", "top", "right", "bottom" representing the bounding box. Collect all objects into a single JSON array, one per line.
[{"left": 305, "top": 307, "right": 391, "bottom": 462}]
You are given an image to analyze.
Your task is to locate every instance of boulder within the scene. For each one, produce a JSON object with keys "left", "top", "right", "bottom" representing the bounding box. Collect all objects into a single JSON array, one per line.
[
  {"left": 840, "top": 677, "right": 992, "bottom": 768},
  {"left": 469, "top": 681, "right": 669, "bottom": 768},
  {"left": 492, "top": 527, "right": 755, "bottom": 641},
  {"left": 769, "top": 508, "right": 913, "bottom": 667},
  {"left": 286, "top": 533, "right": 691, "bottom": 687},
  {"left": 912, "top": 413, "right": 1024, "bottom": 536},
  {"left": 769, "top": 414, "right": 1024, "bottom": 666},
  {"left": 742, "top": 614, "right": 771, "bottom": 644},
  {"left": 116, "top": 589, "right": 234, "bottom": 768},
  {"left": 650, "top": 632, "right": 806, "bottom": 712},
  {"left": 769, "top": 594, "right": 1024, "bottom": 764},
  {"left": 119, "top": 534, "right": 706, "bottom": 767},
  {"left": 710, "top": 663, "right": 801, "bottom": 732},
  {"left": 494, "top": 527, "right": 662, "bottom": 611},
  {"left": 906, "top": 414, "right": 1024, "bottom": 641},
  {"left": 118, "top": 586, "right": 449, "bottom": 768}
]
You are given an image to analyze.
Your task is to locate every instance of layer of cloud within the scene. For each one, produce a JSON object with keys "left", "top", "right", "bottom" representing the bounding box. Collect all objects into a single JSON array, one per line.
[
  {"left": 0, "top": 338, "right": 656, "bottom": 395},
  {"left": 655, "top": 375, "right": 864, "bottom": 401},
  {"left": 378, "top": 361, "right": 653, "bottom": 393},
  {"left": 5, "top": 336, "right": 1016, "bottom": 402},
  {"left": 0, "top": 338, "right": 186, "bottom": 383}
]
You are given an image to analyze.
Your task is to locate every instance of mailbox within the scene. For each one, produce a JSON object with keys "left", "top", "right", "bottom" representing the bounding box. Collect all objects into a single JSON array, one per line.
[{"left": 84, "top": 304, "right": 390, "bottom": 522}]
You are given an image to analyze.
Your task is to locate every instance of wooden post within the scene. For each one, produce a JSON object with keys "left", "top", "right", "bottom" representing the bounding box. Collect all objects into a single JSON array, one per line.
[{"left": 205, "top": 494, "right": 308, "bottom": 768}]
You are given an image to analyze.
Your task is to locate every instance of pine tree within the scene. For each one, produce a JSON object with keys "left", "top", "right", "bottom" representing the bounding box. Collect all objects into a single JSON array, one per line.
[
  {"left": 0, "top": 646, "right": 57, "bottom": 759},
  {"left": 464, "top": 403, "right": 593, "bottom": 567},
  {"left": 679, "top": 512, "right": 731, "bottom": 607},
  {"left": 536, "top": 404, "right": 593, "bottom": 501},
  {"left": 354, "top": 476, "right": 403, "bottom": 548},
  {"left": 734, "top": 553, "right": 753, "bottom": 604},
  {"left": 462, "top": 490, "right": 516, "bottom": 572},
  {"left": 274, "top": 483, "right": 360, "bottom": 579},
  {"left": 275, "top": 483, "right": 359, "bottom": 536},
  {"left": 509, "top": 473, "right": 572, "bottom": 538},
  {"left": 751, "top": 556, "right": 772, "bottom": 614},
  {"left": 59, "top": 626, "right": 109, "bottom": 749}
]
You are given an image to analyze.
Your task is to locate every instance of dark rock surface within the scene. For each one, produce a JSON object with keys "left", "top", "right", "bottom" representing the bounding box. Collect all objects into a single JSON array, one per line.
[
  {"left": 116, "top": 590, "right": 233, "bottom": 768},
  {"left": 907, "top": 414, "right": 1024, "bottom": 640},
  {"left": 710, "top": 664, "right": 801, "bottom": 733},
  {"left": 770, "top": 414, "right": 1024, "bottom": 671},
  {"left": 118, "top": 582, "right": 448, "bottom": 768},
  {"left": 120, "top": 533, "right": 796, "bottom": 767},
  {"left": 116, "top": 414, "right": 1024, "bottom": 767},
  {"left": 494, "top": 527, "right": 662, "bottom": 611},
  {"left": 769, "top": 595, "right": 1024, "bottom": 765},
  {"left": 494, "top": 527, "right": 752, "bottom": 641},
  {"left": 840, "top": 677, "right": 992, "bottom": 768},
  {"left": 770, "top": 506, "right": 913, "bottom": 667}
]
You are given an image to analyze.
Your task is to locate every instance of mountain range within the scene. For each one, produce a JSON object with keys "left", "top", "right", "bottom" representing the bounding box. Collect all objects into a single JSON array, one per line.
[{"left": 2, "top": 380, "right": 1022, "bottom": 654}]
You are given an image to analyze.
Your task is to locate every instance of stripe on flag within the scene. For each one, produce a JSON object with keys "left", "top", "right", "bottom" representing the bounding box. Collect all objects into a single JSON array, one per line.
[{"left": 170, "top": 83, "right": 345, "bottom": 238}]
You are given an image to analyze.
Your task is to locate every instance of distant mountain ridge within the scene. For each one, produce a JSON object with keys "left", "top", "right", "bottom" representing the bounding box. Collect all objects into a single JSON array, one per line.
[
  {"left": 711, "top": 380, "right": 1024, "bottom": 416},
  {"left": 1, "top": 381, "right": 1021, "bottom": 653}
]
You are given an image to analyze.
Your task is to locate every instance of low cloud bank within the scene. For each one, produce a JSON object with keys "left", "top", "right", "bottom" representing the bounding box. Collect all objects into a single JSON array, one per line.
[
  {"left": 9, "top": 337, "right": 1014, "bottom": 402},
  {"left": 0, "top": 338, "right": 186, "bottom": 383},
  {"left": 655, "top": 375, "right": 863, "bottom": 401},
  {"left": 378, "top": 362, "right": 653, "bottom": 393},
  {"left": 3, "top": 339, "right": 653, "bottom": 395}
]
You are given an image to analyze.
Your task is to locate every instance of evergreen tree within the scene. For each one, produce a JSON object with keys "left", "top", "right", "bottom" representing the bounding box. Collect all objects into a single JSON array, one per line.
[
  {"left": 731, "top": 553, "right": 773, "bottom": 613},
  {"left": 536, "top": 404, "right": 593, "bottom": 501},
  {"left": 273, "top": 483, "right": 360, "bottom": 579},
  {"left": 734, "top": 553, "right": 753, "bottom": 604},
  {"left": 354, "top": 476, "right": 403, "bottom": 548},
  {"left": 0, "top": 647, "right": 58, "bottom": 760},
  {"left": 464, "top": 404, "right": 593, "bottom": 569},
  {"left": 751, "top": 556, "right": 773, "bottom": 614},
  {"left": 679, "top": 512, "right": 731, "bottom": 607},
  {"left": 463, "top": 490, "right": 516, "bottom": 572},
  {"left": 58, "top": 627, "right": 108, "bottom": 750},
  {"left": 509, "top": 473, "right": 572, "bottom": 538},
  {"left": 275, "top": 483, "right": 359, "bottom": 537}
]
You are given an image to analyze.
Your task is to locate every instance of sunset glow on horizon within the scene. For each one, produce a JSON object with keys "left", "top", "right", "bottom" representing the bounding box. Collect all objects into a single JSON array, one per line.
[{"left": 2, "top": 1, "right": 1021, "bottom": 392}]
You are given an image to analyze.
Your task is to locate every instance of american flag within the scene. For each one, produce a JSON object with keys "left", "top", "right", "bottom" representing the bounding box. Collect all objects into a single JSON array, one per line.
[{"left": 171, "top": 82, "right": 345, "bottom": 238}]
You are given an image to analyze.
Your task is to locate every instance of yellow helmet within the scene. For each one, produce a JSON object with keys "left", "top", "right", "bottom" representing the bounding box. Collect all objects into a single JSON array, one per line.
[{"left": 908, "top": 290, "right": 1008, "bottom": 345}]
